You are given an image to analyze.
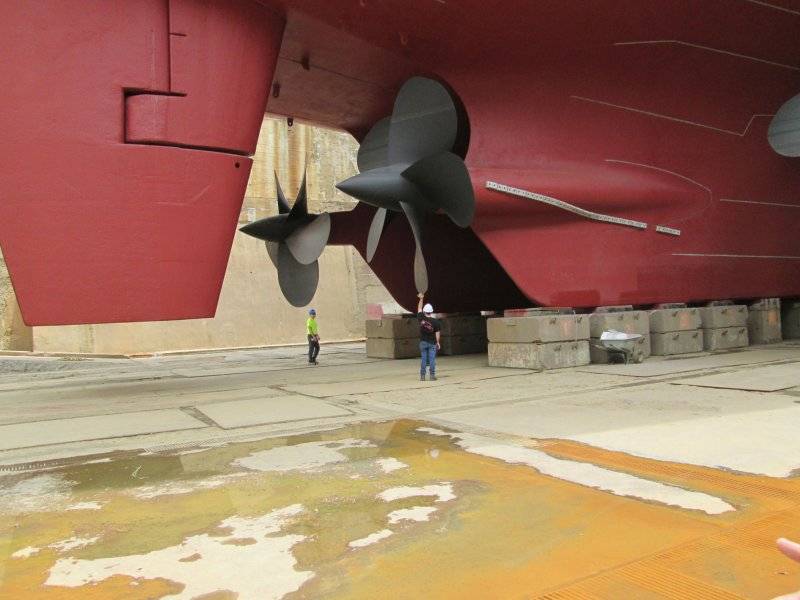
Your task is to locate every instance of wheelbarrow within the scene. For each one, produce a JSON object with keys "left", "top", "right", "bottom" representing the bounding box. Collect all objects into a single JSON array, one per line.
[{"left": 592, "top": 330, "right": 645, "bottom": 364}]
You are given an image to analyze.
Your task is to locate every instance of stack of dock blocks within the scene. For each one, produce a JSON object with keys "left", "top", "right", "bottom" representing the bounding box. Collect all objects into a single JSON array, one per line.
[
  {"left": 748, "top": 298, "right": 782, "bottom": 344},
  {"left": 782, "top": 300, "right": 800, "bottom": 340},
  {"left": 487, "top": 309, "right": 589, "bottom": 369},
  {"left": 436, "top": 314, "right": 488, "bottom": 356},
  {"left": 698, "top": 305, "right": 749, "bottom": 350},
  {"left": 649, "top": 307, "right": 703, "bottom": 355},
  {"left": 588, "top": 308, "right": 651, "bottom": 363},
  {"left": 365, "top": 316, "right": 420, "bottom": 359},
  {"left": 365, "top": 314, "right": 488, "bottom": 359}
]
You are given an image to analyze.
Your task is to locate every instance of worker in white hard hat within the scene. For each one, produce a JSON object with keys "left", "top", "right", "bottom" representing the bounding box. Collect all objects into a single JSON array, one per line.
[{"left": 416, "top": 292, "right": 441, "bottom": 381}]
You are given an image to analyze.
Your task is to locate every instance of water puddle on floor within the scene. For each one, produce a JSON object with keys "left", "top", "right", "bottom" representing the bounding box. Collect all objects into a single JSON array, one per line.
[{"left": 1, "top": 419, "right": 799, "bottom": 599}]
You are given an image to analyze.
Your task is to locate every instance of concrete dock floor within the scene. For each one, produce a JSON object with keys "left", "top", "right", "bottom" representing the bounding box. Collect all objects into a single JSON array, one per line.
[{"left": 2, "top": 341, "right": 800, "bottom": 598}]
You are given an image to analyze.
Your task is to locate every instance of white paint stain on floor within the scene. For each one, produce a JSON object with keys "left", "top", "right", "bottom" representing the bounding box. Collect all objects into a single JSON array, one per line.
[
  {"left": 130, "top": 473, "right": 248, "bottom": 500},
  {"left": 45, "top": 504, "right": 312, "bottom": 600},
  {"left": 233, "top": 439, "right": 375, "bottom": 473},
  {"left": 418, "top": 428, "right": 734, "bottom": 515},
  {"left": 0, "top": 474, "right": 73, "bottom": 514},
  {"left": 387, "top": 506, "right": 438, "bottom": 524},
  {"left": 375, "top": 457, "right": 408, "bottom": 473},
  {"left": 377, "top": 483, "right": 455, "bottom": 503},
  {"left": 12, "top": 546, "right": 41, "bottom": 559},
  {"left": 14, "top": 537, "right": 102, "bottom": 559},
  {"left": 348, "top": 529, "right": 394, "bottom": 548},
  {"left": 66, "top": 502, "right": 103, "bottom": 511},
  {"left": 49, "top": 537, "right": 100, "bottom": 553}
]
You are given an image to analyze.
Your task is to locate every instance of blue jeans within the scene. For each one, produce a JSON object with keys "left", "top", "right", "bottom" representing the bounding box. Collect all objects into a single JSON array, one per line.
[{"left": 419, "top": 340, "right": 437, "bottom": 376}]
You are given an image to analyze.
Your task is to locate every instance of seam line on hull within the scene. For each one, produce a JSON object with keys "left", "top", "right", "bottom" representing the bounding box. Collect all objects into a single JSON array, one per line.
[
  {"left": 123, "top": 139, "right": 251, "bottom": 157},
  {"left": 673, "top": 253, "right": 800, "bottom": 259},
  {"left": 572, "top": 96, "right": 774, "bottom": 137},
  {"left": 604, "top": 159, "right": 713, "bottom": 198},
  {"left": 276, "top": 56, "right": 396, "bottom": 90},
  {"left": 741, "top": 0, "right": 800, "bottom": 16},
  {"left": 720, "top": 198, "right": 800, "bottom": 208},
  {"left": 614, "top": 40, "right": 800, "bottom": 71},
  {"left": 485, "top": 181, "right": 648, "bottom": 230}
]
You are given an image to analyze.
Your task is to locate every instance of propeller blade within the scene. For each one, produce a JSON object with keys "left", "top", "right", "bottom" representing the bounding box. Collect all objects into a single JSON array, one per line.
[
  {"left": 239, "top": 215, "right": 289, "bottom": 241},
  {"left": 413, "top": 244, "right": 428, "bottom": 294},
  {"left": 768, "top": 92, "right": 800, "bottom": 157},
  {"left": 400, "top": 201, "right": 425, "bottom": 249},
  {"left": 400, "top": 201, "right": 428, "bottom": 293},
  {"left": 389, "top": 77, "right": 458, "bottom": 164},
  {"left": 265, "top": 240, "right": 279, "bottom": 268},
  {"left": 275, "top": 172, "right": 290, "bottom": 214},
  {"left": 366, "top": 207, "right": 388, "bottom": 262},
  {"left": 402, "top": 151, "right": 475, "bottom": 227},
  {"left": 277, "top": 243, "right": 319, "bottom": 307},
  {"left": 285, "top": 212, "right": 331, "bottom": 265},
  {"left": 357, "top": 117, "right": 391, "bottom": 172},
  {"left": 288, "top": 170, "right": 308, "bottom": 220}
]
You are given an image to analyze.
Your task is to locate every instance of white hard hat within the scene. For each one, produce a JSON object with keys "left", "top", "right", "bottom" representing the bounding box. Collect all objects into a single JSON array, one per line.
[{"left": 423, "top": 303, "right": 433, "bottom": 314}]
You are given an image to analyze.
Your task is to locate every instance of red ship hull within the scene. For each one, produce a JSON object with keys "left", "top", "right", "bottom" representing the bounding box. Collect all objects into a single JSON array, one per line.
[{"left": 1, "top": 0, "right": 798, "bottom": 323}]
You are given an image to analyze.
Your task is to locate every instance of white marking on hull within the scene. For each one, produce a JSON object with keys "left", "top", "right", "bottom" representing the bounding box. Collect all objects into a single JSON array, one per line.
[
  {"left": 614, "top": 40, "right": 800, "bottom": 71},
  {"left": 720, "top": 198, "right": 800, "bottom": 209},
  {"left": 573, "top": 96, "right": 773, "bottom": 137},
  {"left": 741, "top": 0, "right": 800, "bottom": 16},
  {"left": 605, "top": 158, "right": 712, "bottom": 202},
  {"left": 656, "top": 225, "right": 681, "bottom": 236},
  {"left": 486, "top": 181, "right": 648, "bottom": 230},
  {"left": 673, "top": 253, "right": 800, "bottom": 260}
]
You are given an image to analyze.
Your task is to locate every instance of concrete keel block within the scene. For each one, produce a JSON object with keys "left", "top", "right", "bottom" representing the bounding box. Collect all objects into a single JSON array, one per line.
[
  {"left": 589, "top": 334, "right": 651, "bottom": 364},
  {"left": 782, "top": 302, "right": 800, "bottom": 339},
  {"left": 651, "top": 330, "right": 703, "bottom": 355},
  {"left": 589, "top": 310, "right": 650, "bottom": 337},
  {"left": 488, "top": 341, "right": 590, "bottom": 370},
  {"left": 366, "top": 317, "right": 419, "bottom": 340},
  {"left": 703, "top": 327, "right": 749, "bottom": 351},
  {"left": 487, "top": 315, "right": 589, "bottom": 344},
  {"left": 698, "top": 305, "right": 748, "bottom": 328},
  {"left": 750, "top": 298, "right": 780, "bottom": 311},
  {"left": 438, "top": 315, "right": 486, "bottom": 337},
  {"left": 747, "top": 308, "right": 782, "bottom": 344},
  {"left": 366, "top": 337, "right": 419, "bottom": 359},
  {"left": 439, "top": 334, "right": 488, "bottom": 356},
  {"left": 649, "top": 308, "right": 702, "bottom": 333}
]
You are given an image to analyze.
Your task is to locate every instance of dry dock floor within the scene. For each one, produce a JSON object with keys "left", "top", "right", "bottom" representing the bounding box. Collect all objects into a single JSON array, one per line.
[{"left": 2, "top": 342, "right": 800, "bottom": 599}]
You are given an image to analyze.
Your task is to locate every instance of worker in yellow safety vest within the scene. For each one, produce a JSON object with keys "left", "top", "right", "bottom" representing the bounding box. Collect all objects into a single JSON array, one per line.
[{"left": 307, "top": 308, "right": 320, "bottom": 365}]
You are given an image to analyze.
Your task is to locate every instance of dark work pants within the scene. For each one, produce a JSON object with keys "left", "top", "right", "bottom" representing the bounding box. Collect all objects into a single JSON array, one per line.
[
  {"left": 419, "top": 340, "right": 436, "bottom": 376},
  {"left": 308, "top": 335, "right": 320, "bottom": 362}
]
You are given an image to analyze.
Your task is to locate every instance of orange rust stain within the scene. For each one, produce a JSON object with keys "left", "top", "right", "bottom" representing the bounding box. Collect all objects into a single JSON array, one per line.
[
  {"left": 529, "top": 439, "right": 800, "bottom": 599},
  {"left": 2, "top": 420, "right": 800, "bottom": 599}
]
